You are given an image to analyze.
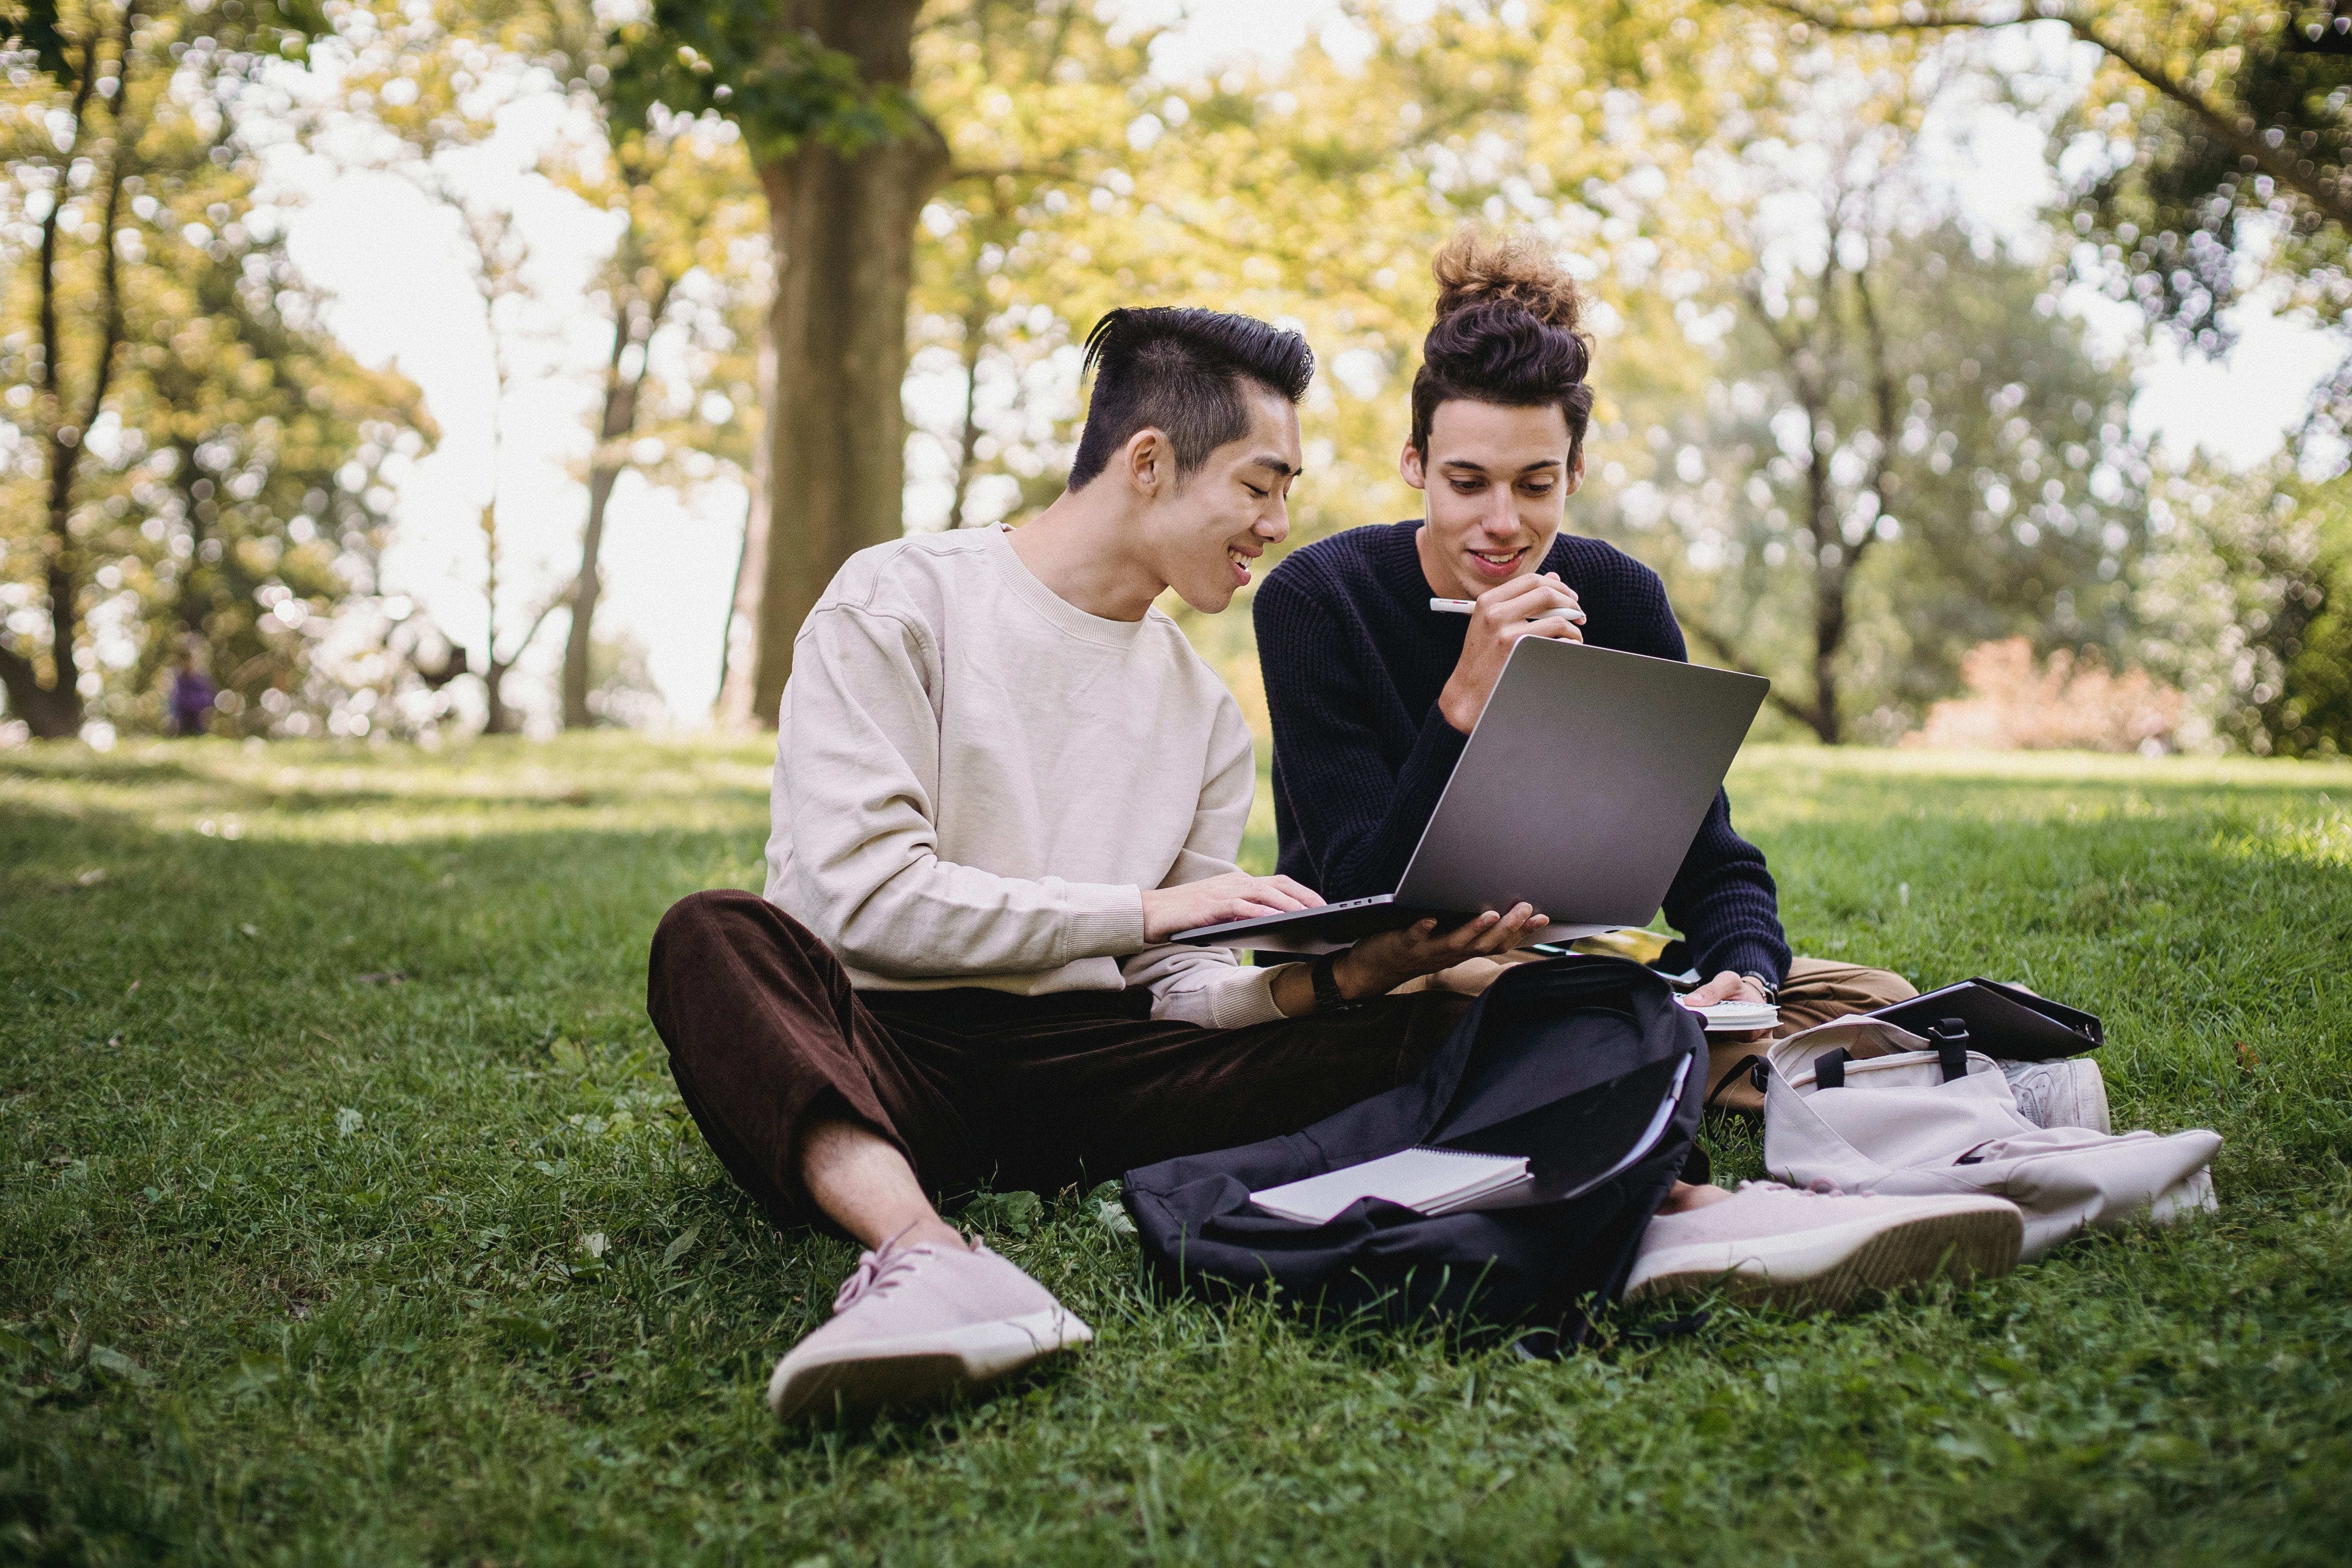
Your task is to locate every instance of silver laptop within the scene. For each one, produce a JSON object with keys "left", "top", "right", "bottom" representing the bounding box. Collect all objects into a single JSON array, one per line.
[{"left": 1172, "top": 636, "right": 1770, "bottom": 952}]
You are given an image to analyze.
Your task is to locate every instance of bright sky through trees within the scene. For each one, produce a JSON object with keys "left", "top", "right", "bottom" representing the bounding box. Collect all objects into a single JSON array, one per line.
[{"left": 275, "top": 0, "right": 2346, "bottom": 730}]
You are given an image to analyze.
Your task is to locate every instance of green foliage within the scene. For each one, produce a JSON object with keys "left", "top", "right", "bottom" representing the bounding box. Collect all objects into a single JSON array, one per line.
[
  {"left": 603, "top": 0, "right": 921, "bottom": 165},
  {"left": 3, "top": 736, "right": 2350, "bottom": 1562},
  {"left": 2135, "top": 463, "right": 2352, "bottom": 756},
  {"left": 0, "top": 0, "right": 431, "bottom": 737},
  {"left": 2063, "top": 2, "right": 2352, "bottom": 359},
  {"left": 1591, "top": 224, "right": 2146, "bottom": 740},
  {"left": 4, "top": 0, "right": 327, "bottom": 88}
]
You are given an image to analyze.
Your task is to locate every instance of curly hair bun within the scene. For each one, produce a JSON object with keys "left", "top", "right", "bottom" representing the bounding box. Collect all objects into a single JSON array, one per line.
[
  {"left": 1409, "top": 226, "right": 1597, "bottom": 457},
  {"left": 1430, "top": 225, "right": 1586, "bottom": 335}
]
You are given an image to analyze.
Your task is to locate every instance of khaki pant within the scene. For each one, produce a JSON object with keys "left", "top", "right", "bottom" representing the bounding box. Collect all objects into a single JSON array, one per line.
[
  {"left": 1395, "top": 951, "right": 1914, "bottom": 1117},
  {"left": 1705, "top": 956, "right": 1917, "bottom": 1114}
]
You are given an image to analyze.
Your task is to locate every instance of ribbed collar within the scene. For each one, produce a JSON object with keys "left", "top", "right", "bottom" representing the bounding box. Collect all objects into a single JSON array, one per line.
[{"left": 1371, "top": 518, "right": 1436, "bottom": 614}]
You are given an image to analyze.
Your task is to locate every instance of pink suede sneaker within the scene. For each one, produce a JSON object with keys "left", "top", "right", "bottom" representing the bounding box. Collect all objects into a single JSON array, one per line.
[
  {"left": 1622, "top": 1182, "right": 2023, "bottom": 1313},
  {"left": 768, "top": 1235, "right": 1093, "bottom": 1422}
]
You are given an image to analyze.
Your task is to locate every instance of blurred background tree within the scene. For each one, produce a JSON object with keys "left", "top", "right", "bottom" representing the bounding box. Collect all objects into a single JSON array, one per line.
[
  {"left": 1768, "top": 2, "right": 2352, "bottom": 754},
  {"left": 1577, "top": 37, "right": 2148, "bottom": 743},
  {"left": 321, "top": 0, "right": 765, "bottom": 734},
  {"left": 0, "top": 0, "right": 429, "bottom": 740},
  {"left": 1, "top": 0, "right": 2344, "bottom": 755}
]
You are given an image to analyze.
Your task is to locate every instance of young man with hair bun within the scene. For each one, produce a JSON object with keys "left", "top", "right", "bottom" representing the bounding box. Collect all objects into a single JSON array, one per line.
[{"left": 1254, "top": 229, "right": 1923, "bottom": 1115}]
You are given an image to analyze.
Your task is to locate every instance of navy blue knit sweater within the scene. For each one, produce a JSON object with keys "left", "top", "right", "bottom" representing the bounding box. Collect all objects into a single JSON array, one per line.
[{"left": 1253, "top": 519, "right": 1790, "bottom": 986}]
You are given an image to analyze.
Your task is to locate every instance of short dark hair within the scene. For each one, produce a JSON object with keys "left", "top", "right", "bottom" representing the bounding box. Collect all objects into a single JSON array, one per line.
[
  {"left": 1067, "top": 308, "right": 1314, "bottom": 490},
  {"left": 1408, "top": 229, "right": 1595, "bottom": 463}
]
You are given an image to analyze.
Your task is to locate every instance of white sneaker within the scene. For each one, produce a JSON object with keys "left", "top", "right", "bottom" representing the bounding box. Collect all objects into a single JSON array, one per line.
[
  {"left": 1623, "top": 1182, "right": 2023, "bottom": 1313},
  {"left": 2000, "top": 1058, "right": 2110, "bottom": 1133},
  {"left": 768, "top": 1234, "right": 1092, "bottom": 1422}
]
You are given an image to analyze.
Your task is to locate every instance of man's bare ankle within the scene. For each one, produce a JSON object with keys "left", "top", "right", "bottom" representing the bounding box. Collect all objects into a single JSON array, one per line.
[
  {"left": 1659, "top": 1182, "right": 1733, "bottom": 1214},
  {"left": 889, "top": 1216, "right": 970, "bottom": 1251}
]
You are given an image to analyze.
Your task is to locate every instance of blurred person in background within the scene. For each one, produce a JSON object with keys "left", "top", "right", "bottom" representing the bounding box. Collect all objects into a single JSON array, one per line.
[{"left": 167, "top": 638, "right": 217, "bottom": 738}]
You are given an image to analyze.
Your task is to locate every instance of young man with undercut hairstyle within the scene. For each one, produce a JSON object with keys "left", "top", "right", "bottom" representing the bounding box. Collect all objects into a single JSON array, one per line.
[{"left": 646, "top": 309, "right": 1552, "bottom": 1422}]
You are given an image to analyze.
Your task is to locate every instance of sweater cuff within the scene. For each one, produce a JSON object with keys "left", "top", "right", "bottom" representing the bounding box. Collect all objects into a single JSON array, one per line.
[
  {"left": 1057, "top": 882, "right": 1150, "bottom": 960},
  {"left": 1145, "top": 960, "right": 1287, "bottom": 1029},
  {"left": 1210, "top": 964, "right": 1288, "bottom": 1029},
  {"left": 1714, "top": 945, "right": 1785, "bottom": 990}
]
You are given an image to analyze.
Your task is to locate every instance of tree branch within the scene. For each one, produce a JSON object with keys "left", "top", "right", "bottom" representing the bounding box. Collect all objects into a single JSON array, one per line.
[
  {"left": 493, "top": 578, "right": 581, "bottom": 675},
  {"left": 1764, "top": 1, "right": 2352, "bottom": 227},
  {"left": 1682, "top": 616, "right": 1822, "bottom": 731},
  {"left": 1843, "top": 247, "right": 1898, "bottom": 580}
]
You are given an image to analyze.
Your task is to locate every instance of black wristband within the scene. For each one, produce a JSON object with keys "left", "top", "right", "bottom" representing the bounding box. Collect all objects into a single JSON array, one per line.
[
  {"left": 1309, "top": 951, "right": 1357, "bottom": 1013},
  {"left": 1742, "top": 971, "right": 1780, "bottom": 1006}
]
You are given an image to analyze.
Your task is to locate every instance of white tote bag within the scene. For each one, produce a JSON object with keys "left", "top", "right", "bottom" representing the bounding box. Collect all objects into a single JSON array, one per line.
[{"left": 1760, "top": 1018, "right": 2219, "bottom": 1263}]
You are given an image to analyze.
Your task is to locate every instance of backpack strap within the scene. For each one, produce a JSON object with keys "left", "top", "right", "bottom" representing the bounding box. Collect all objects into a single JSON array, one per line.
[
  {"left": 1926, "top": 1018, "right": 1971, "bottom": 1082},
  {"left": 1705, "top": 1053, "right": 1771, "bottom": 1108},
  {"left": 1812, "top": 1047, "right": 1849, "bottom": 1090}
]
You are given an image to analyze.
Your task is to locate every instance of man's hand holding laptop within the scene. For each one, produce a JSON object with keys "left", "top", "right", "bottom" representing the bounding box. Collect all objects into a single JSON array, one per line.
[{"left": 1144, "top": 870, "right": 1551, "bottom": 1010}]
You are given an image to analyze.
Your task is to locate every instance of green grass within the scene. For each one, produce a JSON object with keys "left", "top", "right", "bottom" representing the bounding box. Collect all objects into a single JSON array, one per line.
[{"left": 3, "top": 735, "right": 2351, "bottom": 1566}]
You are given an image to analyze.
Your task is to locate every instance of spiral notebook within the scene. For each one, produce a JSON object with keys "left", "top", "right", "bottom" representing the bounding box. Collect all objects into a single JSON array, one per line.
[{"left": 1248, "top": 1147, "right": 1533, "bottom": 1226}]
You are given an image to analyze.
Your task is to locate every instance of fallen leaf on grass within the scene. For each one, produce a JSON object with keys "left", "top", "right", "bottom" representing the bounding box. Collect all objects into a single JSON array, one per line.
[
  {"left": 75, "top": 868, "right": 108, "bottom": 886},
  {"left": 335, "top": 1107, "right": 363, "bottom": 1138},
  {"left": 662, "top": 1225, "right": 701, "bottom": 1267},
  {"left": 87, "top": 1345, "right": 154, "bottom": 1385},
  {"left": 227, "top": 1351, "right": 286, "bottom": 1394},
  {"left": 488, "top": 1315, "right": 557, "bottom": 1351},
  {"left": 965, "top": 1190, "right": 1042, "bottom": 1236}
]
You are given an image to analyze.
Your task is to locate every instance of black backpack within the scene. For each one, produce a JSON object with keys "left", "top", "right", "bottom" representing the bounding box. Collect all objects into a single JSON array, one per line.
[{"left": 1121, "top": 955, "right": 1707, "bottom": 1349}]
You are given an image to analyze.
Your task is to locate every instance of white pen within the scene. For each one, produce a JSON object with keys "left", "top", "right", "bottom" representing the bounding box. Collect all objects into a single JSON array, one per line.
[{"left": 1429, "top": 596, "right": 1587, "bottom": 624}]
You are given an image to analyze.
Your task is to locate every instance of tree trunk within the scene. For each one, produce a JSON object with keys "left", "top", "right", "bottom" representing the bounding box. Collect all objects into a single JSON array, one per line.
[
  {"left": 559, "top": 462, "right": 620, "bottom": 728},
  {"left": 714, "top": 485, "right": 757, "bottom": 715},
  {"left": 733, "top": 0, "right": 947, "bottom": 730},
  {"left": 483, "top": 659, "right": 520, "bottom": 736},
  {"left": 1801, "top": 406, "right": 1843, "bottom": 746},
  {"left": 944, "top": 292, "right": 990, "bottom": 530},
  {"left": 713, "top": 329, "right": 774, "bottom": 728},
  {"left": 561, "top": 294, "right": 652, "bottom": 730},
  {"left": 0, "top": 18, "right": 120, "bottom": 740}
]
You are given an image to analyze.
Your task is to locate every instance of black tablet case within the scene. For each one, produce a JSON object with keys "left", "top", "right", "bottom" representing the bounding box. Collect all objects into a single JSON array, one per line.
[{"left": 1865, "top": 978, "right": 2102, "bottom": 1061}]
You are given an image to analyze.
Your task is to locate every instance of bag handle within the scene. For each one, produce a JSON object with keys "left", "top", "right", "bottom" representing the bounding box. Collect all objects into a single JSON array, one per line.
[
  {"left": 1812, "top": 1022, "right": 1970, "bottom": 1091},
  {"left": 1926, "top": 1018, "right": 1970, "bottom": 1082}
]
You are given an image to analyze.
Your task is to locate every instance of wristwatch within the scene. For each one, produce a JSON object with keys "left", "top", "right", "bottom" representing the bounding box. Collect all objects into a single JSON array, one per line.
[
  {"left": 1742, "top": 971, "right": 1781, "bottom": 1006},
  {"left": 1309, "top": 951, "right": 1360, "bottom": 1013}
]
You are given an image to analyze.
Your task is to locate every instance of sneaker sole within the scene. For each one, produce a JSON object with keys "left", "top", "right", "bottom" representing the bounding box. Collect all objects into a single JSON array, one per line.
[
  {"left": 1622, "top": 1201, "right": 2023, "bottom": 1314},
  {"left": 767, "top": 1307, "right": 1093, "bottom": 1423}
]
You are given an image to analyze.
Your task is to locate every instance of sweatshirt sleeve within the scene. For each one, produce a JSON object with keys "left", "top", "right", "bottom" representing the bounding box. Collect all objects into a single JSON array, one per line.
[
  {"left": 1119, "top": 697, "right": 1288, "bottom": 1029},
  {"left": 1616, "top": 567, "right": 1791, "bottom": 985},
  {"left": 774, "top": 602, "right": 1148, "bottom": 977},
  {"left": 1255, "top": 575, "right": 1467, "bottom": 901}
]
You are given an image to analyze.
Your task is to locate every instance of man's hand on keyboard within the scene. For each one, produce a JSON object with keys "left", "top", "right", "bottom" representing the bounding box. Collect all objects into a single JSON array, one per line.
[{"left": 1142, "top": 872, "right": 1325, "bottom": 941}]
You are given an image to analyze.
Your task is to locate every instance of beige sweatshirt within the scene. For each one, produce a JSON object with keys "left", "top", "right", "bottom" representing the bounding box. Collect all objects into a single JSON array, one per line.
[{"left": 763, "top": 524, "right": 1285, "bottom": 1029}]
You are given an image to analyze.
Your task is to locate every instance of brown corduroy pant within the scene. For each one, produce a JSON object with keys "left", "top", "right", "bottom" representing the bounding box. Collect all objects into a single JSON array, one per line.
[{"left": 644, "top": 890, "right": 1473, "bottom": 1229}]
